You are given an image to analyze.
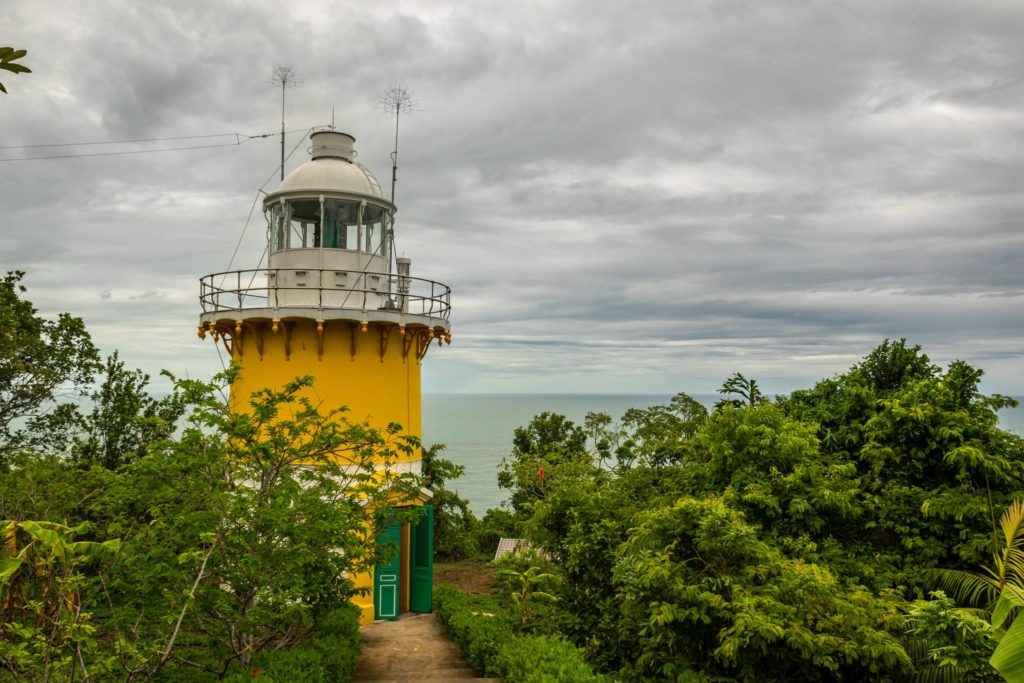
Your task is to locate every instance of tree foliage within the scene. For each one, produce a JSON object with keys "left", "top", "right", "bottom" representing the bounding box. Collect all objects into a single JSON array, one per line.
[
  {"left": 24, "top": 352, "right": 186, "bottom": 469},
  {"left": 0, "top": 370, "right": 420, "bottom": 680},
  {"left": 0, "top": 271, "right": 100, "bottom": 460},
  {"left": 0, "top": 48, "right": 31, "bottom": 94},
  {"left": 497, "top": 412, "right": 591, "bottom": 514},
  {"left": 421, "top": 443, "right": 476, "bottom": 560},
  {"left": 498, "top": 339, "right": 1024, "bottom": 681},
  {"left": 927, "top": 500, "right": 1024, "bottom": 682},
  {"left": 715, "top": 371, "right": 767, "bottom": 410}
]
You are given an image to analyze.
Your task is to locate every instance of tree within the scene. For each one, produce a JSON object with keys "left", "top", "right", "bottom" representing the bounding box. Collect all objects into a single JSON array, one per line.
[
  {"left": 0, "top": 370, "right": 422, "bottom": 680},
  {"left": 611, "top": 496, "right": 912, "bottom": 681},
  {"left": 492, "top": 565, "right": 558, "bottom": 630},
  {"left": 854, "top": 337, "right": 938, "bottom": 394},
  {"left": 714, "top": 371, "right": 766, "bottom": 410},
  {"left": 150, "top": 371, "right": 421, "bottom": 674},
  {"left": 421, "top": 443, "right": 476, "bottom": 560},
  {"left": 500, "top": 341, "right": 1024, "bottom": 680},
  {"left": 929, "top": 500, "right": 1024, "bottom": 682},
  {"left": 22, "top": 352, "right": 186, "bottom": 470},
  {"left": 616, "top": 392, "right": 708, "bottom": 468},
  {"left": 903, "top": 592, "right": 1000, "bottom": 683},
  {"left": 0, "top": 271, "right": 100, "bottom": 460},
  {"left": 497, "top": 413, "right": 591, "bottom": 514},
  {"left": 779, "top": 340, "right": 1024, "bottom": 589},
  {"left": 0, "top": 48, "right": 31, "bottom": 94},
  {"left": 0, "top": 520, "right": 121, "bottom": 681}
]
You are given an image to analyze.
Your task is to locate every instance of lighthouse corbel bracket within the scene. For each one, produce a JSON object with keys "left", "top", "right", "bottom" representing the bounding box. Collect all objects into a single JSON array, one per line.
[
  {"left": 281, "top": 321, "right": 293, "bottom": 360},
  {"left": 218, "top": 326, "right": 234, "bottom": 357},
  {"left": 254, "top": 322, "right": 266, "bottom": 360},
  {"left": 416, "top": 328, "right": 435, "bottom": 363},
  {"left": 378, "top": 325, "right": 393, "bottom": 362},
  {"left": 401, "top": 326, "right": 419, "bottom": 362}
]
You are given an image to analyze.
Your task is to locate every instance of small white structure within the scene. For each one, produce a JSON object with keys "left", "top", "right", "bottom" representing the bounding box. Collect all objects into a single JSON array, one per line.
[{"left": 494, "top": 538, "right": 544, "bottom": 561}]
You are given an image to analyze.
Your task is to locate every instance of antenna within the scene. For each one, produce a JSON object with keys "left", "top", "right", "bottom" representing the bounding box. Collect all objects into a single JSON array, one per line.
[
  {"left": 381, "top": 85, "right": 416, "bottom": 206},
  {"left": 270, "top": 66, "right": 299, "bottom": 181}
]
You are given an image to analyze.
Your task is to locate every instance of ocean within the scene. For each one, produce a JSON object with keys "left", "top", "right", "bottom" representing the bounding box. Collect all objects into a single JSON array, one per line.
[{"left": 422, "top": 394, "right": 1024, "bottom": 516}]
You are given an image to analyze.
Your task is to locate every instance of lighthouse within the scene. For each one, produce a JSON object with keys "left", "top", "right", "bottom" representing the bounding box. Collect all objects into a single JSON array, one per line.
[{"left": 197, "top": 128, "right": 451, "bottom": 624}]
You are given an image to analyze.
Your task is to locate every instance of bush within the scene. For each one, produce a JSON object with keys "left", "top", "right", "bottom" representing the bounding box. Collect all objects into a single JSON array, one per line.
[
  {"left": 434, "top": 583, "right": 604, "bottom": 682},
  {"left": 221, "top": 604, "right": 361, "bottom": 683},
  {"left": 311, "top": 603, "right": 361, "bottom": 680},
  {"left": 434, "top": 584, "right": 510, "bottom": 675},
  {"left": 495, "top": 634, "right": 606, "bottom": 683},
  {"left": 473, "top": 507, "right": 519, "bottom": 557}
]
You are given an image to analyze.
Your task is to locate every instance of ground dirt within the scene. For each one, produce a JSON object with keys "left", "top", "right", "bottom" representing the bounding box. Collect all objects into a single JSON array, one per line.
[{"left": 434, "top": 558, "right": 496, "bottom": 595}]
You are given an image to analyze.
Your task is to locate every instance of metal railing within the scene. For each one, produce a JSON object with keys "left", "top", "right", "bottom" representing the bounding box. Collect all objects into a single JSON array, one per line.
[{"left": 199, "top": 268, "right": 451, "bottom": 320}]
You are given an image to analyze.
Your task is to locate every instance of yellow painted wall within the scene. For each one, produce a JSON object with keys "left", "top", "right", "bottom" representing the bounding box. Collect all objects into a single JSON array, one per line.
[{"left": 227, "top": 320, "right": 423, "bottom": 462}]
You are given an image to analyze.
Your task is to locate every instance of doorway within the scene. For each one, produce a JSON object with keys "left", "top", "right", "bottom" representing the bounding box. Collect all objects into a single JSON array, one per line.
[{"left": 373, "top": 505, "right": 433, "bottom": 621}]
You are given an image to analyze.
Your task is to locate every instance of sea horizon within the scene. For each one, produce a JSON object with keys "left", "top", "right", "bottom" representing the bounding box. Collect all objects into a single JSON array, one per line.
[{"left": 423, "top": 393, "right": 1024, "bottom": 516}]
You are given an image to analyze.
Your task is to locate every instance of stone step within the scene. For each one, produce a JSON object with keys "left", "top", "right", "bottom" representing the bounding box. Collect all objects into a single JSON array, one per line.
[
  {"left": 352, "top": 666, "right": 486, "bottom": 680},
  {"left": 354, "top": 613, "right": 496, "bottom": 681},
  {"left": 353, "top": 662, "right": 477, "bottom": 677},
  {"left": 353, "top": 679, "right": 501, "bottom": 683}
]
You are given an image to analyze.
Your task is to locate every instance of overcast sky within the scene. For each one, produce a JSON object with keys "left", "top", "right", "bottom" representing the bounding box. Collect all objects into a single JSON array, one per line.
[{"left": 2, "top": 0, "right": 1022, "bottom": 396}]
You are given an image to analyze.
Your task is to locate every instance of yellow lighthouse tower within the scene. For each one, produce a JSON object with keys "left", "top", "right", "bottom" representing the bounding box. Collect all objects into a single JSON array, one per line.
[{"left": 197, "top": 128, "right": 451, "bottom": 624}]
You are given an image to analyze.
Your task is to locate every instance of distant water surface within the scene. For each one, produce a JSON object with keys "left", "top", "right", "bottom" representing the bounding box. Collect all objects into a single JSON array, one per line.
[{"left": 423, "top": 394, "right": 1024, "bottom": 516}]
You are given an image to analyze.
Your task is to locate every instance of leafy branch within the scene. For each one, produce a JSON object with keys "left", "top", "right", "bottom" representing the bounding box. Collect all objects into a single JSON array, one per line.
[{"left": 0, "top": 48, "right": 31, "bottom": 94}]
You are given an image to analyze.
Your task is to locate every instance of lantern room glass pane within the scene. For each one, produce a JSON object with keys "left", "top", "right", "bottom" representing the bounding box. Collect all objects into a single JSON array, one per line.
[
  {"left": 270, "top": 204, "right": 286, "bottom": 252},
  {"left": 324, "top": 198, "right": 361, "bottom": 250},
  {"left": 288, "top": 200, "right": 321, "bottom": 248},
  {"left": 364, "top": 205, "right": 383, "bottom": 254}
]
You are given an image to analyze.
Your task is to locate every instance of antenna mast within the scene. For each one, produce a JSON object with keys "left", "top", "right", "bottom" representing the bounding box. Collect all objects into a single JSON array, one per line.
[
  {"left": 271, "top": 66, "right": 297, "bottom": 181},
  {"left": 381, "top": 85, "right": 416, "bottom": 206}
]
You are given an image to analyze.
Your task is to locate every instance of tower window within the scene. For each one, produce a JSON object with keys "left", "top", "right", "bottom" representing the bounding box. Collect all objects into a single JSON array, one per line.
[{"left": 288, "top": 200, "right": 321, "bottom": 248}]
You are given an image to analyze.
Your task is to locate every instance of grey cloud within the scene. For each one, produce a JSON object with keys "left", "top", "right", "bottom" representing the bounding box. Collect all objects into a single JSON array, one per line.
[{"left": 2, "top": 0, "right": 1022, "bottom": 396}]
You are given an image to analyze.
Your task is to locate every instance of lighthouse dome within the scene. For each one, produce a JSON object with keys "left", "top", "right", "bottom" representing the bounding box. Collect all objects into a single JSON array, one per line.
[{"left": 271, "top": 130, "right": 386, "bottom": 201}]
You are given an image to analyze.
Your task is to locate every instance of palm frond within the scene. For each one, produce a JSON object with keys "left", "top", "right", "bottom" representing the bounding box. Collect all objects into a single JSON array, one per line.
[
  {"left": 924, "top": 568, "right": 999, "bottom": 607},
  {"left": 911, "top": 664, "right": 976, "bottom": 683}
]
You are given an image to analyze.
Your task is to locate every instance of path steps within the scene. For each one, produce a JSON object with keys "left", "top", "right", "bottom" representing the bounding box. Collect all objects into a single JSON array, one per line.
[{"left": 351, "top": 612, "right": 501, "bottom": 682}]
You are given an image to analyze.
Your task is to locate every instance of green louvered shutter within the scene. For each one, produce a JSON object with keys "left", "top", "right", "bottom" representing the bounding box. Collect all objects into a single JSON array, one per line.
[
  {"left": 410, "top": 505, "right": 433, "bottom": 612},
  {"left": 373, "top": 520, "right": 401, "bottom": 620}
]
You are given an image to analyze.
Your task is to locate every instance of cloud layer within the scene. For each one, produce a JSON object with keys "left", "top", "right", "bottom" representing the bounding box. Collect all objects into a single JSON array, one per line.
[{"left": 2, "top": 0, "right": 1022, "bottom": 395}]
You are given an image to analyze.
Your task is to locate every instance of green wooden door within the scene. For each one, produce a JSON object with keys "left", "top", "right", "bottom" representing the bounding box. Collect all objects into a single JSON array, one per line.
[
  {"left": 374, "top": 521, "right": 401, "bottom": 621},
  {"left": 410, "top": 505, "right": 433, "bottom": 612}
]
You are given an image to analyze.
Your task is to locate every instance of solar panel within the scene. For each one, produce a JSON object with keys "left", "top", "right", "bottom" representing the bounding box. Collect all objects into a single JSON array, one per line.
[{"left": 494, "top": 537, "right": 528, "bottom": 560}]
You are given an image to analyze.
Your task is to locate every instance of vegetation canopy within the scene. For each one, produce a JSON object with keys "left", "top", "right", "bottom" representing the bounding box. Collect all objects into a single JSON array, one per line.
[{"left": 474, "top": 338, "right": 1024, "bottom": 681}]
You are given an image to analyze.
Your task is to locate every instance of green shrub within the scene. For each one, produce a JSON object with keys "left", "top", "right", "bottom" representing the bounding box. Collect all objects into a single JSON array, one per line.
[
  {"left": 221, "top": 604, "right": 361, "bottom": 683},
  {"left": 434, "top": 584, "right": 510, "bottom": 675},
  {"left": 223, "top": 647, "right": 327, "bottom": 683},
  {"left": 310, "top": 603, "right": 361, "bottom": 681},
  {"left": 435, "top": 583, "right": 604, "bottom": 682},
  {"left": 495, "top": 634, "right": 606, "bottom": 683}
]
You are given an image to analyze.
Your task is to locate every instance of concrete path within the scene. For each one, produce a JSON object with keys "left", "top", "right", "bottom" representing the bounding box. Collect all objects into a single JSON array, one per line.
[{"left": 351, "top": 612, "right": 501, "bottom": 682}]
